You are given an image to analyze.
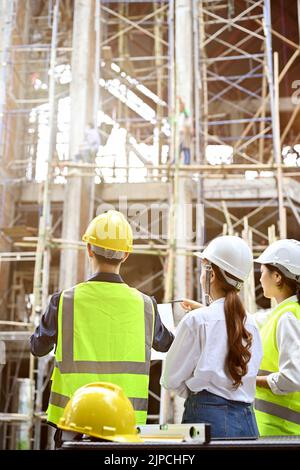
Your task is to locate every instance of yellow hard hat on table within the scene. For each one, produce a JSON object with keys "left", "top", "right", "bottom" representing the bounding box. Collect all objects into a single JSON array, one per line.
[
  {"left": 82, "top": 210, "right": 133, "bottom": 255},
  {"left": 58, "top": 382, "right": 142, "bottom": 443}
]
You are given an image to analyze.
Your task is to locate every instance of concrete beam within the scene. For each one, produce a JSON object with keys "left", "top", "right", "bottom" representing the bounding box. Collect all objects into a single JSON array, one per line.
[
  {"left": 96, "top": 182, "right": 170, "bottom": 202},
  {"left": 19, "top": 177, "right": 300, "bottom": 205},
  {"left": 223, "top": 98, "right": 298, "bottom": 113},
  {"left": 20, "top": 183, "right": 64, "bottom": 203}
]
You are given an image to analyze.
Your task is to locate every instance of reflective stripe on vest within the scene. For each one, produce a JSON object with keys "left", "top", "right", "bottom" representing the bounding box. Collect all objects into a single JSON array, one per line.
[
  {"left": 255, "top": 398, "right": 300, "bottom": 426},
  {"left": 47, "top": 283, "right": 154, "bottom": 424},
  {"left": 257, "top": 369, "right": 272, "bottom": 376},
  {"left": 49, "top": 391, "right": 70, "bottom": 408},
  {"left": 49, "top": 391, "right": 148, "bottom": 412}
]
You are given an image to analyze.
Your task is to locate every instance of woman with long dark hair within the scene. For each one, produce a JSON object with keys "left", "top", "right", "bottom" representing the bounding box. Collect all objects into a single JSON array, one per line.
[
  {"left": 254, "top": 239, "right": 300, "bottom": 436},
  {"left": 161, "top": 235, "right": 262, "bottom": 438}
]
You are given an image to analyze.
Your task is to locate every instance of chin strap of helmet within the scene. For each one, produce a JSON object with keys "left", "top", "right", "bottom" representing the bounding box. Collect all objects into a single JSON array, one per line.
[
  {"left": 218, "top": 267, "right": 243, "bottom": 291},
  {"left": 204, "top": 263, "right": 213, "bottom": 306}
]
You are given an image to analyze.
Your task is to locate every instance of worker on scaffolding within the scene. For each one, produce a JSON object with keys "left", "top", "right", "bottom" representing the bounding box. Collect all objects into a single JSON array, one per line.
[
  {"left": 178, "top": 97, "right": 192, "bottom": 165},
  {"left": 169, "top": 98, "right": 193, "bottom": 165},
  {"left": 254, "top": 239, "right": 300, "bottom": 436},
  {"left": 30, "top": 210, "right": 174, "bottom": 448},
  {"left": 75, "top": 122, "right": 100, "bottom": 164},
  {"left": 161, "top": 236, "right": 263, "bottom": 438}
]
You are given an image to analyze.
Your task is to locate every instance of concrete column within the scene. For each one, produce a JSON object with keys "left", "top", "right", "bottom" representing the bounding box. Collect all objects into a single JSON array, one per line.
[
  {"left": 0, "top": 0, "right": 13, "bottom": 155},
  {"left": 59, "top": 0, "right": 95, "bottom": 289},
  {"left": 0, "top": 1, "right": 15, "bottom": 319},
  {"left": 174, "top": 0, "right": 194, "bottom": 305},
  {"left": 172, "top": 0, "right": 194, "bottom": 423},
  {"left": 176, "top": 1, "right": 193, "bottom": 111}
]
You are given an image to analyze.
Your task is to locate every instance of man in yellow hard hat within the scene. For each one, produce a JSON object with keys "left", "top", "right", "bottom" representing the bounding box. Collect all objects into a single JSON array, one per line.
[{"left": 30, "top": 210, "right": 174, "bottom": 448}]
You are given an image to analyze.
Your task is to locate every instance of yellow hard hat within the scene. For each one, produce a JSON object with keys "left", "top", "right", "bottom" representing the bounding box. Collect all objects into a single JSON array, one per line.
[
  {"left": 82, "top": 210, "right": 133, "bottom": 253},
  {"left": 58, "top": 382, "right": 142, "bottom": 443}
]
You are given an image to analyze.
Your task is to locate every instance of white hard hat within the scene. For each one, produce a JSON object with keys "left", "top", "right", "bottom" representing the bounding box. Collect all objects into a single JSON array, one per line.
[
  {"left": 195, "top": 235, "right": 253, "bottom": 282},
  {"left": 254, "top": 239, "right": 300, "bottom": 282}
]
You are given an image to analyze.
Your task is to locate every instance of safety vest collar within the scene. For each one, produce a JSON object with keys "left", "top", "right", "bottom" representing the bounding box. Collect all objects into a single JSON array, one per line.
[
  {"left": 267, "top": 300, "right": 300, "bottom": 325},
  {"left": 274, "top": 295, "right": 297, "bottom": 310},
  {"left": 87, "top": 272, "right": 124, "bottom": 283}
]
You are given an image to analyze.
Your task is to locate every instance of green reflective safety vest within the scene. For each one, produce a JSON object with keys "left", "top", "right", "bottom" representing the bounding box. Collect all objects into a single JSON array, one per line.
[
  {"left": 47, "top": 281, "right": 154, "bottom": 426},
  {"left": 255, "top": 300, "right": 300, "bottom": 436}
]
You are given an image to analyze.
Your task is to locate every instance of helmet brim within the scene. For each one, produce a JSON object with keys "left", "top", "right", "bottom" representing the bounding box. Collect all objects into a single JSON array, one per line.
[
  {"left": 58, "top": 423, "right": 143, "bottom": 443},
  {"left": 254, "top": 255, "right": 269, "bottom": 264},
  {"left": 82, "top": 235, "right": 133, "bottom": 253}
]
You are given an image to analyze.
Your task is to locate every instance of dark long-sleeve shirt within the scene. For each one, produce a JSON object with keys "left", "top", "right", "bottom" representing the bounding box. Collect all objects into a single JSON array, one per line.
[{"left": 30, "top": 272, "right": 174, "bottom": 357}]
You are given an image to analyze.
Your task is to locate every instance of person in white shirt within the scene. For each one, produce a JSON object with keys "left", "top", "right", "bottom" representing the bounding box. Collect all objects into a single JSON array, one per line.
[
  {"left": 76, "top": 123, "right": 100, "bottom": 163},
  {"left": 160, "top": 235, "right": 263, "bottom": 438},
  {"left": 253, "top": 239, "right": 300, "bottom": 436},
  {"left": 85, "top": 123, "right": 100, "bottom": 154}
]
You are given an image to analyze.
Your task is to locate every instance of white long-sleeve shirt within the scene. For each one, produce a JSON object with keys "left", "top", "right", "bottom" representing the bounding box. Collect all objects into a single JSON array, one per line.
[
  {"left": 254, "top": 295, "right": 300, "bottom": 395},
  {"left": 160, "top": 298, "right": 263, "bottom": 403}
]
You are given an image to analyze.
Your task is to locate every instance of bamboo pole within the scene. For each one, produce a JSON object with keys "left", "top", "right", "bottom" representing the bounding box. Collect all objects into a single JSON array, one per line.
[
  {"left": 221, "top": 201, "right": 234, "bottom": 235},
  {"left": 268, "top": 225, "right": 277, "bottom": 309},
  {"left": 154, "top": 1, "right": 164, "bottom": 166},
  {"left": 30, "top": 0, "right": 60, "bottom": 450},
  {"left": 259, "top": 54, "right": 267, "bottom": 162},
  {"left": 280, "top": 103, "right": 300, "bottom": 145},
  {"left": 242, "top": 219, "right": 256, "bottom": 314},
  {"left": 53, "top": 161, "right": 299, "bottom": 171},
  {"left": 273, "top": 52, "right": 287, "bottom": 239}
]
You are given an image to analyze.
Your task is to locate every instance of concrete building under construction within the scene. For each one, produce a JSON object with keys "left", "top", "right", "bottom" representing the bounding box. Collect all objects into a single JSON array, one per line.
[{"left": 0, "top": 0, "right": 300, "bottom": 450}]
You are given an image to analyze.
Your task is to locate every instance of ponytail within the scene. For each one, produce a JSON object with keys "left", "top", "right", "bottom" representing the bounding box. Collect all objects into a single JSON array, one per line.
[
  {"left": 213, "top": 264, "right": 253, "bottom": 389},
  {"left": 224, "top": 290, "right": 253, "bottom": 389}
]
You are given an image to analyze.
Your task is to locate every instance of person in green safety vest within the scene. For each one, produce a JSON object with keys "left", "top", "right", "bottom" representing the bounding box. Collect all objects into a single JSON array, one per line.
[
  {"left": 254, "top": 239, "right": 300, "bottom": 436},
  {"left": 30, "top": 210, "right": 174, "bottom": 448}
]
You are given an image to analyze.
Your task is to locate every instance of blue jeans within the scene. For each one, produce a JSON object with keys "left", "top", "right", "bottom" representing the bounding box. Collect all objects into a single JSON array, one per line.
[
  {"left": 182, "top": 390, "right": 259, "bottom": 439},
  {"left": 180, "top": 145, "right": 191, "bottom": 165}
]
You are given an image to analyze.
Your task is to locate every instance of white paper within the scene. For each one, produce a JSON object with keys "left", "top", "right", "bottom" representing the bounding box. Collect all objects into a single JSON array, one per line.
[{"left": 151, "top": 303, "right": 174, "bottom": 361}]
